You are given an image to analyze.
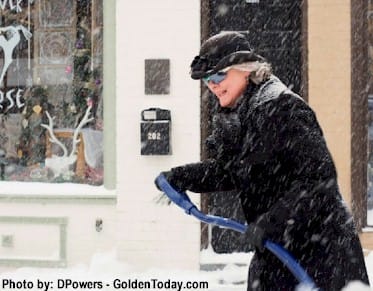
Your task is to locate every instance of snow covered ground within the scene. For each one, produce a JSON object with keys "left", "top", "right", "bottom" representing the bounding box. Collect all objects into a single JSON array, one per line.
[
  {"left": 0, "top": 249, "right": 372, "bottom": 291},
  {"left": 0, "top": 181, "right": 372, "bottom": 290}
]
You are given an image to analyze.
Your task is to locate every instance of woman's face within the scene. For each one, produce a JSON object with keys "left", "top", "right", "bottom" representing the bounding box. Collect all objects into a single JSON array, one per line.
[{"left": 205, "top": 69, "right": 250, "bottom": 108}]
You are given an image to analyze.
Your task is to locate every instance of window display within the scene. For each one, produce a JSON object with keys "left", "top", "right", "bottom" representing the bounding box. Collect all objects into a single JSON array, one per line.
[{"left": 0, "top": 0, "right": 103, "bottom": 185}]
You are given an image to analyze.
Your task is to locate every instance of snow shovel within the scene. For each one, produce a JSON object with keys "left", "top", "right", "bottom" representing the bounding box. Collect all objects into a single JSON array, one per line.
[{"left": 155, "top": 173, "right": 318, "bottom": 290}]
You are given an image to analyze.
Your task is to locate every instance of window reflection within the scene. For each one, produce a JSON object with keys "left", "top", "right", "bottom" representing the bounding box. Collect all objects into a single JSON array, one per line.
[{"left": 0, "top": 0, "right": 103, "bottom": 185}]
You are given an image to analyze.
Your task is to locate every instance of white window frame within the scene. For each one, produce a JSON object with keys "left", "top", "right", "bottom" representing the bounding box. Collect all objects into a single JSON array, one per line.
[{"left": 0, "top": 0, "right": 116, "bottom": 199}]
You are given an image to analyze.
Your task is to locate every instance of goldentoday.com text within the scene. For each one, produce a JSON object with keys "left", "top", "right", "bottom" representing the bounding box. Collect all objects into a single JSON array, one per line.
[{"left": 2, "top": 278, "right": 209, "bottom": 290}]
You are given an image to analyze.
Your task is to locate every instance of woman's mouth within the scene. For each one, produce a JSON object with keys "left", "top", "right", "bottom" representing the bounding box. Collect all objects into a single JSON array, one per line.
[{"left": 217, "top": 90, "right": 227, "bottom": 99}]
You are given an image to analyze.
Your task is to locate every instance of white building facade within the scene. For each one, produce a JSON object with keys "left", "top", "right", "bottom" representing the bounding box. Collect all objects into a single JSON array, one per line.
[
  {"left": 1, "top": 0, "right": 371, "bottom": 272},
  {"left": 0, "top": 0, "right": 202, "bottom": 271},
  {"left": 116, "top": 0, "right": 202, "bottom": 269}
]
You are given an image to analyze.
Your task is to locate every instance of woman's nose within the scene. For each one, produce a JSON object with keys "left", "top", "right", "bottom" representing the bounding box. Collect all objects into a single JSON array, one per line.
[{"left": 208, "top": 81, "right": 219, "bottom": 90}]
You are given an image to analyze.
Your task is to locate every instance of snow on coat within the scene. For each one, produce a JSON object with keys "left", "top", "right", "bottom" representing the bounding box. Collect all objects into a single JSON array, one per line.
[{"left": 166, "top": 76, "right": 370, "bottom": 290}]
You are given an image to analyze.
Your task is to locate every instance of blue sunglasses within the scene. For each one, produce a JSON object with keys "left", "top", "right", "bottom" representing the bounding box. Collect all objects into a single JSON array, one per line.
[{"left": 202, "top": 71, "right": 227, "bottom": 85}]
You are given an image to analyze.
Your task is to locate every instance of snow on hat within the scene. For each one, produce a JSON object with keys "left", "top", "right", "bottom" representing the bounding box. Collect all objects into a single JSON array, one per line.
[{"left": 190, "top": 31, "right": 265, "bottom": 80}]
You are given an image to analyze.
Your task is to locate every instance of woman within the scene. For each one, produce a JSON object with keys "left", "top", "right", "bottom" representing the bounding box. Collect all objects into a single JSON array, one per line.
[{"left": 156, "top": 31, "right": 370, "bottom": 290}]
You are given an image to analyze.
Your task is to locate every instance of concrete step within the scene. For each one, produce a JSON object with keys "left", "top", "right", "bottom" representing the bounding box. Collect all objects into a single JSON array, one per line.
[{"left": 200, "top": 249, "right": 253, "bottom": 289}]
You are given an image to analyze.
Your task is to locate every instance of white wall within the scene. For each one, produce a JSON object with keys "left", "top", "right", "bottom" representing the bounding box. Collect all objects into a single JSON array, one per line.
[
  {"left": 116, "top": 1, "right": 201, "bottom": 269},
  {"left": 0, "top": 200, "right": 117, "bottom": 271}
]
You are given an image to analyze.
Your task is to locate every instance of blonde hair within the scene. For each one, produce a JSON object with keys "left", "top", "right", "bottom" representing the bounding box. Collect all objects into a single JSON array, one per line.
[{"left": 229, "top": 61, "right": 272, "bottom": 84}]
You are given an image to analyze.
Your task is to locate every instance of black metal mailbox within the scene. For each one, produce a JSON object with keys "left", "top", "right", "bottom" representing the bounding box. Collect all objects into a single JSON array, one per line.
[{"left": 141, "top": 108, "right": 171, "bottom": 155}]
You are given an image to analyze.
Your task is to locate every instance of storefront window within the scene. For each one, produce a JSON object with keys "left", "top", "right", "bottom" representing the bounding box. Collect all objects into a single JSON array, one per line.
[{"left": 0, "top": 0, "right": 103, "bottom": 185}]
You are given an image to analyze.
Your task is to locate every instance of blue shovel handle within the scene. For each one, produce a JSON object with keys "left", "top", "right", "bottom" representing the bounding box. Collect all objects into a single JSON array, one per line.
[{"left": 155, "top": 173, "right": 317, "bottom": 289}]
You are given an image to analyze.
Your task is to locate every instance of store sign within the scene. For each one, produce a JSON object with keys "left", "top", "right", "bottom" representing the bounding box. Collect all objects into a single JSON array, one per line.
[
  {"left": 0, "top": 0, "right": 28, "bottom": 13},
  {"left": 0, "top": 88, "right": 25, "bottom": 110},
  {"left": 0, "top": 0, "right": 33, "bottom": 112},
  {"left": 0, "top": 26, "right": 32, "bottom": 84},
  {"left": 0, "top": 25, "right": 31, "bottom": 111}
]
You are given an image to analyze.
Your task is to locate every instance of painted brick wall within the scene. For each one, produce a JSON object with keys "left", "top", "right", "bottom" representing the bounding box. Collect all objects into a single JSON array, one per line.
[
  {"left": 308, "top": 0, "right": 352, "bottom": 205},
  {"left": 116, "top": 0, "right": 201, "bottom": 270}
]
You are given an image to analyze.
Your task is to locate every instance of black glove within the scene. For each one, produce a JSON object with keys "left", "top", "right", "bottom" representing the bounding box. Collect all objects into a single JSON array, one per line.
[
  {"left": 154, "top": 171, "right": 186, "bottom": 192},
  {"left": 155, "top": 170, "right": 190, "bottom": 205},
  {"left": 154, "top": 170, "right": 187, "bottom": 193},
  {"left": 155, "top": 171, "right": 170, "bottom": 191},
  {"left": 246, "top": 223, "right": 267, "bottom": 252}
]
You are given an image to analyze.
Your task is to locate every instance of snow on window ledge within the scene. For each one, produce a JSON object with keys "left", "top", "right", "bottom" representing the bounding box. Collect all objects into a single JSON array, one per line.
[
  {"left": 366, "top": 210, "right": 373, "bottom": 229},
  {"left": 0, "top": 181, "right": 116, "bottom": 198},
  {"left": 200, "top": 246, "right": 254, "bottom": 265},
  {"left": 362, "top": 227, "right": 373, "bottom": 233}
]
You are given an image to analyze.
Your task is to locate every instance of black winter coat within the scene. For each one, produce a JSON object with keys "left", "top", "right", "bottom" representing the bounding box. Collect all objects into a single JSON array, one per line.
[{"left": 166, "top": 76, "right": 370, "bottom": 290}]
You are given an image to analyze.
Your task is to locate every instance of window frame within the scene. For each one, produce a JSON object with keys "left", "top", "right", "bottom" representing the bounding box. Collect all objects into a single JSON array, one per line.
[{"left": 0, "top": 0, "right": 116, "bottom": 197}]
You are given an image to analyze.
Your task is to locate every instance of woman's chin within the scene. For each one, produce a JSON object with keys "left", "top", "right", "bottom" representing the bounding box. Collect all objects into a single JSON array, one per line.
[
  {"left": 218, "top": 97, "right": 229, "bottom": 107},
  {"left": 219, "top": 99, "right": 233, "bottom": 108}
]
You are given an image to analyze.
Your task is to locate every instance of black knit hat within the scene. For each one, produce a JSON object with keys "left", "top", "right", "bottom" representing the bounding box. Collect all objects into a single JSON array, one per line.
[{"left": 190, "top": 31, "right": 265, "bottom": 80}]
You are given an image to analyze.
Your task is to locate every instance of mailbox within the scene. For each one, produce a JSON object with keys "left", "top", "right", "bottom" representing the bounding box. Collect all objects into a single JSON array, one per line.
[{"left": 141, "top": 108, "right": 171, "bottom": 155}]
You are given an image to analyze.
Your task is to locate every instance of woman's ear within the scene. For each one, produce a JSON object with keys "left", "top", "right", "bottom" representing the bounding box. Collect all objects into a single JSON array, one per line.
[
  {"left": 249, "top": 70, "right": 256, "bottom": 80},
  {"left": 246, "top": 71, "right": 252, "bottom": 83}
]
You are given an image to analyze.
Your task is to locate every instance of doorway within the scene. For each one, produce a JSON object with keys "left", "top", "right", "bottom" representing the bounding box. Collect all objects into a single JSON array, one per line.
[{"left": 200, "top": 0, "right": 307, "bottom": 253}]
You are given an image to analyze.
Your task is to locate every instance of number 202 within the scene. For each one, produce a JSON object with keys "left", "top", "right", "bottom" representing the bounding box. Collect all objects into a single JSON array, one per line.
[{"left": 148, "top": 132, "right": 161, "bottom": 140}]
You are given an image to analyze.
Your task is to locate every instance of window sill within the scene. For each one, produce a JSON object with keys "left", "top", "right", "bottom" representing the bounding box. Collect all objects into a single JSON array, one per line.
[
  {"left": 0, "top": 181, "right": 116, "bottom": 204},
  {"left": 362, "top": 227, "right": 373, "bottom": 233}
]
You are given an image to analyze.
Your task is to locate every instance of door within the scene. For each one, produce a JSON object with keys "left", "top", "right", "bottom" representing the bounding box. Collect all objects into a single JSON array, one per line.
[{"left": 201, "top": 0, "right": 305, "bottom": 253}]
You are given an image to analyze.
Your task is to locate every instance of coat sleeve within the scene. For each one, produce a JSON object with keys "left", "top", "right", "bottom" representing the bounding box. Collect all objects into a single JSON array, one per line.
[
  {"left": 251, "top": 94, "right": 340, "bottom": 240},
  {"left": 166, "top": 158, "right": 236, "bottom": 193}
]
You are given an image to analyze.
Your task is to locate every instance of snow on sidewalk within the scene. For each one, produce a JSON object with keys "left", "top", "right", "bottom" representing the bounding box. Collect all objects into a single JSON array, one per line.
[{"left": 0, "top": 250, "right": 372, "bottom": 290}]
